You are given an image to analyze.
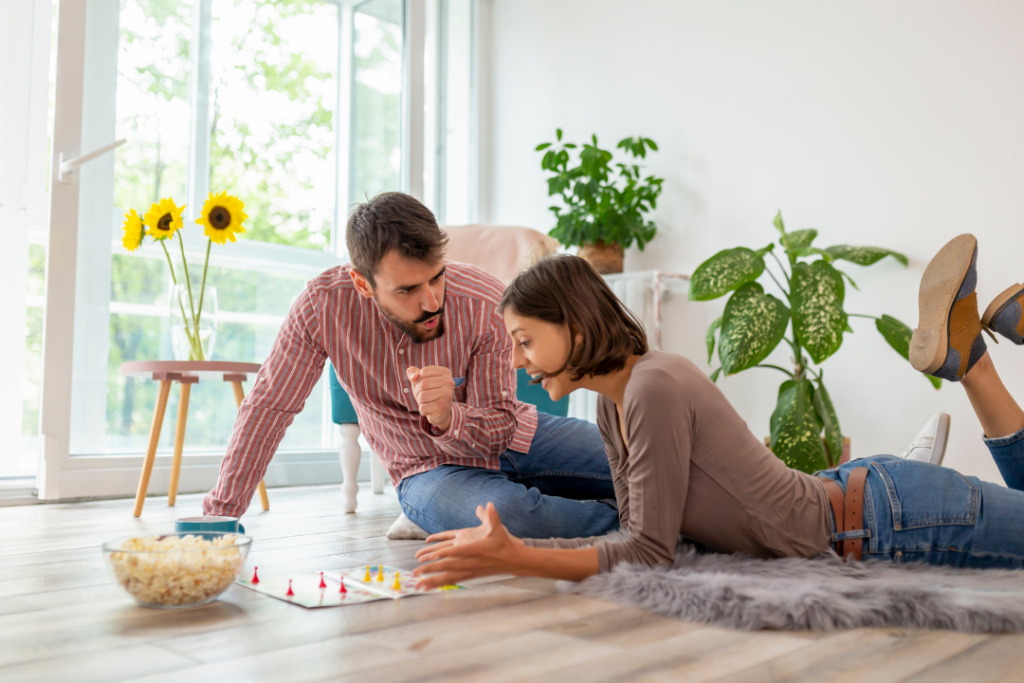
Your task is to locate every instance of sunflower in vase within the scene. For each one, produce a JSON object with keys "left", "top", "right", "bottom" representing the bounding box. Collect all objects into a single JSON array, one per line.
[{"left": 121, "top": 192, "right": 248, "bottom": 362}]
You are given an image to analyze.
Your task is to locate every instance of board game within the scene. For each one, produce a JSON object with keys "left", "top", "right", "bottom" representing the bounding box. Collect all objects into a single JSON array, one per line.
[
  {"left": 328, "top": 564, "right": 465, "bottom": 599},
  {"left": 236, "top": 565, "right": 465, "bottom": 608},
  {"left": 236, "top": 571, "right": 387, "bottom": 608}
]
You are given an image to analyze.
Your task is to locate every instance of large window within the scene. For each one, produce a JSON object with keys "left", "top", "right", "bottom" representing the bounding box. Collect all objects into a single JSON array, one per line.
[
  {"left": 113, "top": 0, "right": 191, "bottom": 223},
  {"left": 70, "top": 0, "right": 344, "bottom": 458},
  {"left": 424, "top": 0, "right": 471, "bottom": 224},
  {"left": 22, "top": 0, "right": 475, "bottom": 496},
  {"left": 350, "top": 0, "right": 404, "bottom": 207},
  {"left": 208, "top": 0, "right": 340, "bottom": 251}
]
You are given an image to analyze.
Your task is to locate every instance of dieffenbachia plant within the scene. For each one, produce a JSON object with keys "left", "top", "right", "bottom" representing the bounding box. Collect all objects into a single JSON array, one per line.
[{"left": 692, "top": 211, "right": 936, "bottom": 474}]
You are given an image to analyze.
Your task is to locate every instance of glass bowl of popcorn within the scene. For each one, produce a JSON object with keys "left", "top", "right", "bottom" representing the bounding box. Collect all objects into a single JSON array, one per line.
[{"left": 102, "top": 532, "right": 251, "bottom": 609}]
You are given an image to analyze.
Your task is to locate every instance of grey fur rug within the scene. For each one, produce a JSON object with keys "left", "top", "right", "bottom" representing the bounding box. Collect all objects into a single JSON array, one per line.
[{"left": 565, "top": 544, "right": 1024, "bottom": 632}]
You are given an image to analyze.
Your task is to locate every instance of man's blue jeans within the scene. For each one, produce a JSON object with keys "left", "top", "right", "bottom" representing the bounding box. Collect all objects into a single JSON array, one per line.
[
  {"left": 818, "top": 425, "right": 1024, "bottom": 568},
  {"left": 397, "top": 412, "right": 620, "bottom": 539}
]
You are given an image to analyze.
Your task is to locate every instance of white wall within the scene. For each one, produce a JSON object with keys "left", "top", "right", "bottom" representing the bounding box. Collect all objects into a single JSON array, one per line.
[{"left": 482, "top": 0, "right": 1024, "bottom": 483}]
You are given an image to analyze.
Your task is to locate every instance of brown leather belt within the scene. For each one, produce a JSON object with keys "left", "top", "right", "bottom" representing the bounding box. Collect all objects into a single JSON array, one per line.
[{"left": 819, "top": 467, "right": 870, "bottom": 562}]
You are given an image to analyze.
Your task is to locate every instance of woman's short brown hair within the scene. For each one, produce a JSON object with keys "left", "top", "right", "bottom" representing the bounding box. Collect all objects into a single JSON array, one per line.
[{"left": 500, "top": 254, "right": 648, "bottom": 380}]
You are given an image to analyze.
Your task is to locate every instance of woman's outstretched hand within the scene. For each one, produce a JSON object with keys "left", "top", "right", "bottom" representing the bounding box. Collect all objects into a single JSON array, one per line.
[{"left": 413, "top": 502, "right": 521, "bottom": 590}]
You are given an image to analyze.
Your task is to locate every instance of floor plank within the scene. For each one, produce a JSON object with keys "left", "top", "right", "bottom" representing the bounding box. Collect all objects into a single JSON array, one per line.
[
  {"left": 901, "top": 633, "right": 1024, "bottom": 683},
  {"left": 0, "top": 644, "right": 196, "bottom": 683}
]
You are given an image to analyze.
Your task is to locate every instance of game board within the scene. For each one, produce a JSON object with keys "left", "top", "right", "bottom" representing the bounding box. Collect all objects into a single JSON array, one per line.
[
  {"left": 328, "top": 564, "right": 465, "bottom": 599},
  {"left": 236, "top": 571, "right": 387, "bottom": 609}
]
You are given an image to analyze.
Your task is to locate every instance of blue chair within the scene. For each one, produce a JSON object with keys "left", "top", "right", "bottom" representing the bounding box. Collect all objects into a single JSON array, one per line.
[{"left": 331, "top": 365, "right": 568, "bottom": 510}]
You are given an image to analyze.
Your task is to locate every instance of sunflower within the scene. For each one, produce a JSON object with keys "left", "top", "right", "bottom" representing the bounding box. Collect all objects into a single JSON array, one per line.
[
  {"left": 143, "top": 198, "right": 186, "bottom": 241},
  {"left": 196, "top": 191, "right": 247, "bottom": 244},
  {"left": 121, "top": 208, "right": 145, "bottom": 252}
]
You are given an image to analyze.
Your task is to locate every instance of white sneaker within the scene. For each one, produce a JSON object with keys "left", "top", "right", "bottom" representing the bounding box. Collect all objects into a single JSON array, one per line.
[
  {"left": 385, "top": 512, "right": 429, "bottom": 540},
  {"left": 899, "top": 413, "right": 951, "bottom": 466}
]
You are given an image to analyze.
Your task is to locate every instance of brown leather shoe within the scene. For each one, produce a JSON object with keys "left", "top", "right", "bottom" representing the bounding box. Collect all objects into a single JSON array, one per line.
[
  {"left": 910, "top": 234, "right": 987, "bottom": 382},
  {"left": 982, "top": 283, "right": 1024, "bottom": 345}
]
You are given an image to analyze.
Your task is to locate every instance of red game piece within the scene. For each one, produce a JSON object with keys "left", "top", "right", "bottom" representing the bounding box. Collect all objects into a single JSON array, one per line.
[
  {"left": 339, "top": 577, "right": 347, "bottom": 594},
  {"left": 285, "top": 579, "right": 294, "bottom": 597},
  {"left": 251, "top": 567, "right": 260, "bottom": 584},
  {"left": 319, "top": 572, "right": 327, "bottom": 589}
]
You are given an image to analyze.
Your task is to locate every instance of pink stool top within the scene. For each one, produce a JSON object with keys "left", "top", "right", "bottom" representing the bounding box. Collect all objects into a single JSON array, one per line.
[{"left": 120, "top": 360, "right": 262, "bottom": 383}]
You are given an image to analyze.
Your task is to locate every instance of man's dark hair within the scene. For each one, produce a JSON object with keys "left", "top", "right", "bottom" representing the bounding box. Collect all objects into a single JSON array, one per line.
[
  {"left": 500, "top": 254, "right": 648, "bottom": 381},
  {"left": 346, "top": 192, "right": 448, "bottom": 285}
]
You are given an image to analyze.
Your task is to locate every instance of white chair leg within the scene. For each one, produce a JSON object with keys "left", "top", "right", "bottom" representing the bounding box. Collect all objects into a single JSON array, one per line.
[
  {"left": 371, "top": 452, "right": 385, "bottom": 494},
  {"left": 339, "top": 423, "right": 361, "bottom": 513}
]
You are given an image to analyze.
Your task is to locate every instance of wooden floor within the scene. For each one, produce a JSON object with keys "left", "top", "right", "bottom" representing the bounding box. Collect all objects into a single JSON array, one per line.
[{"left": 2, "top": 486, "right": 1024, "bottom": 683}]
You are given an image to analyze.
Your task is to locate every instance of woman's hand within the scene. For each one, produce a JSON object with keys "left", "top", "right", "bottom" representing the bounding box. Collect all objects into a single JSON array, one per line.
[{"left": 413, "top": 503, "right": 522, "bottom": 590}]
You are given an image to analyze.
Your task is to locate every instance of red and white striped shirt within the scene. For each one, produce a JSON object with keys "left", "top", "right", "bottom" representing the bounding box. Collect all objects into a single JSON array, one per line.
[{"left": 203, "top": 261, "right": 538, "bottom": 518}]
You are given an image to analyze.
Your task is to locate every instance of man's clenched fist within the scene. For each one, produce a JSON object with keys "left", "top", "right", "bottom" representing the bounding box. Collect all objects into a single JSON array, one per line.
[{"left": 406, "top": 365, "right": 455, "bottom": 432}]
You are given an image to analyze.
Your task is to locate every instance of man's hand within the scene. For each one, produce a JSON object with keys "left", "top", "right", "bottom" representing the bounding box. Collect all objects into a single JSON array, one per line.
[
  {"left": 413, "top": 503, "right": 523, "bottom": 589},
  {"left": 406, "top": 365, "right": 455, "bottom": 432}
]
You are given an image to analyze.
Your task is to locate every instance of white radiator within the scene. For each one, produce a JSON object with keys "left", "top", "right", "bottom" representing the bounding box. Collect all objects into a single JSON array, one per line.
[{"left": 566, "top": 270, "right": 688, "bottom": 423}]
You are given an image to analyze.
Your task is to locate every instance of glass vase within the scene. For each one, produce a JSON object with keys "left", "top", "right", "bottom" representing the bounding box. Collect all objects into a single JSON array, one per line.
[{"left": 169, "top": 284, "right": 217, "bottom": 361}]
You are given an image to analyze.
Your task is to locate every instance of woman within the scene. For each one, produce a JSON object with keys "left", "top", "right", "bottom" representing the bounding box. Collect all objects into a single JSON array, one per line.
[{"left": 413, "top": 234, "right": 1024, "bottom": 589}]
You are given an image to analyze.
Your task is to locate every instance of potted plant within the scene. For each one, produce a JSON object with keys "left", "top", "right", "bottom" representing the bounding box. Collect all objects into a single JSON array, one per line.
[
  {"left": 536, "top": 129, "right": 663, "bottom": 274},
  {"left": 691, "top": 211, "right": 939, "bottom": 473}
]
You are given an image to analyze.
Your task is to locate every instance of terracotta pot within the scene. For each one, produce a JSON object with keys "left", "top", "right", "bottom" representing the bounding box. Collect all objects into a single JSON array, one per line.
[
  {"left": 764, "top": 436, "right": 851, "bottom": 467},
  {"left": 578, "top": 240, "right": 625, "bottom": 275}
]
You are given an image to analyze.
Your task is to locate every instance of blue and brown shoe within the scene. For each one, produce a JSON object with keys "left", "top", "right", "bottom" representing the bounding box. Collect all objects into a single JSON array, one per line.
[
  {"left": 982, "top": 283, "right": 1024, "bottom": 345},
  {"left": 910, "top": 234, "right": 988, "bottom": 382}
]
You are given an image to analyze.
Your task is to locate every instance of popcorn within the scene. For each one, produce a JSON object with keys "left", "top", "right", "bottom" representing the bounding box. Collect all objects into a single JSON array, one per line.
[{"left": 106, "top": 534, "right": 245, "bottom": 606}]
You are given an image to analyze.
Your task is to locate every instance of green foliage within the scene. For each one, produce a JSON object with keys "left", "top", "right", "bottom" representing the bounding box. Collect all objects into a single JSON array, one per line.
[
  {"left": 813, "top": 374, "right": 843, "bottom": 465},
  {"left": 790, "top": 260, "right": 847, "bottom": 364},
  {"left": 825, "top": 245, "right": 908, "bottom": 267},
  {"left": 698, "top": 210, "right": 933, "bottom": 473},
  {"left": 770, "top": 379, "right": 829, "bottom": 472},
  {"left": 706, "top": 317, "right": 722, "bottom": 363},
  {"left": 689, "top": 248, "right": 765, "bottom": 301},
  {"left": 206, "top": 0, "right": 349, "bottom": 250},
  {"left": 718, "top": 284, "right": 790, "bottom": 376},
  {"left": 876, "top": 315, "right": 942, "bottom": 389},
  {"left": 536, "top": 130, "right": 663, "bottom": 250},
  {"left": 780, "top": 229, "right": 818, "bottom": 252}
]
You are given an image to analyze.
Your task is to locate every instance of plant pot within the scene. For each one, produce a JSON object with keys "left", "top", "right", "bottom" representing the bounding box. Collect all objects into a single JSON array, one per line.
[
  {"left": 578, "top": 241, "right": 625, "bottom": 275},
  {"left": 764, "top": 436, "right": 852, "bottom": 467}
]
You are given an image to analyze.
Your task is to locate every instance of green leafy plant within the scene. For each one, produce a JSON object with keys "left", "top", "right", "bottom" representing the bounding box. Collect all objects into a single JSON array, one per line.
[
  {"left": 536, "top": 129, "right": 663, "bottom": 249},
  {"left": 693, "top": 211, "right": 938, "bottom": 474}
]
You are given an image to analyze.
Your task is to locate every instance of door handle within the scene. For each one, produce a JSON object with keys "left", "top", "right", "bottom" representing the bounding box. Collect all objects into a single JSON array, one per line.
[{"left": 58, "top": 139, "right": 127, "bottom": 184}]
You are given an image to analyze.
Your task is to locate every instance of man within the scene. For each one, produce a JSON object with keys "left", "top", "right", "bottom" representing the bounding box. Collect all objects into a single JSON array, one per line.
[{"left": 203, "top": 192, "right": 619, "bottom": 539}]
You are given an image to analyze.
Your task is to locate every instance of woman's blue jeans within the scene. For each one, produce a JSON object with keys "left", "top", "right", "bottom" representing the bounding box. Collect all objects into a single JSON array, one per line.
[{"left": 818, "top": 425, "right": 1024, "bottom": 568}]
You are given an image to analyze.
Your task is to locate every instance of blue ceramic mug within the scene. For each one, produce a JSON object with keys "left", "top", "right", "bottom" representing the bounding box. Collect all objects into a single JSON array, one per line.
[{"left": 175, "top": 516, "right": 245, "bottom": 538}]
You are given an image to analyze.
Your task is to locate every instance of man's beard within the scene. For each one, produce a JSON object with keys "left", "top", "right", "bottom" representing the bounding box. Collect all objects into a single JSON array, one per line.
[{"left": 375, "top": 294, "right": 446, "bottom": 344}]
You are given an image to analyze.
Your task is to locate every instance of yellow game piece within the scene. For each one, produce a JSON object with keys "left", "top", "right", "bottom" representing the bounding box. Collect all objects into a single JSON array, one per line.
[
  {"left": 376, "top": 565, "right": 384, "bottom": 582},
  {"left": 392, "top": 572, "right": 401, "bottom": 590},
  {"left": 364, "top": 565, "right": 371, "bottom": 582}
]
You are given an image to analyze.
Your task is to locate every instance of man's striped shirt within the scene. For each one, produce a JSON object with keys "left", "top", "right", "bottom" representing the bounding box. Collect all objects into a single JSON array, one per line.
[{"left": 203, "top": 261, "right": 538, "bottom": 518}]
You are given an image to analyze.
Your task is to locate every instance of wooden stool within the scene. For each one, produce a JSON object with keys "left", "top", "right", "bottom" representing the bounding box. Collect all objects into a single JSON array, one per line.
[{"left": 120, "top": 361, "right": 270, "bottom": 517}]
